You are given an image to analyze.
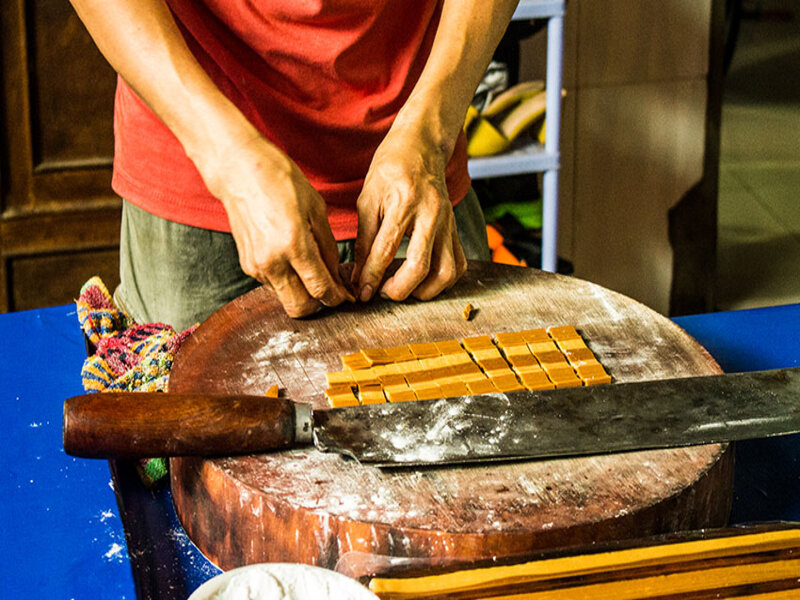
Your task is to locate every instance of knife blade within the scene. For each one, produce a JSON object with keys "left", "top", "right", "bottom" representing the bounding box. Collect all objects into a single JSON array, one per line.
[{"left": 63, "top": 367, "right": 800, "bottom": 466}]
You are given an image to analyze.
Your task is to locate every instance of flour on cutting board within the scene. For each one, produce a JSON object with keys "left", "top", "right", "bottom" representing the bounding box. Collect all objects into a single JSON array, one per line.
[
  {"left": 254, "top": 331, "right": 315, "bottom": 360},
  {"left": 586, "top": 284, "right": 627, "bottom": 323}
]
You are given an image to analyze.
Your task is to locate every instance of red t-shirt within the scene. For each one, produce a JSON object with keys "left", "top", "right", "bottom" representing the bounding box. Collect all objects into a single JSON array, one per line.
[{"left": 112, "top": 0, "right": 471, "bottom": 240}]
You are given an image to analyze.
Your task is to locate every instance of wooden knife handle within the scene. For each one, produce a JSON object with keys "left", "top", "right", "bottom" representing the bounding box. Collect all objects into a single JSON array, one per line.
[{"left": 63, "top": 392, "right": 304, "bottom": 459}]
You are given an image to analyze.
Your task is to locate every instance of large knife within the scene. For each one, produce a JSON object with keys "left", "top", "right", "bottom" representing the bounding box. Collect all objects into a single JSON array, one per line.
[{"left": 63, "top": 367, "right": 800, "bottom": 466}]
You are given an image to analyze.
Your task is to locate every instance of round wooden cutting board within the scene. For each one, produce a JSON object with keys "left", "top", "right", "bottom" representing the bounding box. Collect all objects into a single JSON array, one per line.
[{"left": 169, "top": 263, "right": 733, "bottom": 572}]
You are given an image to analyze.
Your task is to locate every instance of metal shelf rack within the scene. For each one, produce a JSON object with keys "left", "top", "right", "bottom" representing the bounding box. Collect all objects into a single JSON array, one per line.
[{"left": 467, "top": 0, "right": 565, "bottom": 272}]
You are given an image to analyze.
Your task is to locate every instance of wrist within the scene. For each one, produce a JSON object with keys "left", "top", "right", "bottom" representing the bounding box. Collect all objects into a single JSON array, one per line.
[
  {"left": 181, "top": 102, "right": 262, "bottom": 172},
  {"left": 390, "top": 94, "right": 462, "bottom": 170},
  {"left": 194, "top": 131, "right": 295, "bottom": 208}
]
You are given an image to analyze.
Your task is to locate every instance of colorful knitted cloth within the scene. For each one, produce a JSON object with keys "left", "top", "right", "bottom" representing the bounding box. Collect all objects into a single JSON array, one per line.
[{"left": 76, "top": 276, "right": 197, "bottom": 485}]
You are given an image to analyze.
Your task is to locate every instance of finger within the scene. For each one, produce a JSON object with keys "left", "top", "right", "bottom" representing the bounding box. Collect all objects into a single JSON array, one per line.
[
  {"left": 351, "top": 191, "right": 381, "bottom": 289},
  {"left": 412, "top": 222, "right": 459, "bottom": 301},
  {"left": 265, "top": 259, "right": 322, "bottom": 318},
  {"left": 357, "top": 206, "right": 407, "bottom": 302},
  {"left": 379, "top": 214, "right": 436, "bottom": 301},
  {"left": 289, "top": 231, "right": 350, "bottom": 308},
  {"left": 308, "top": 201, "right": 355, "bottom": 302}
]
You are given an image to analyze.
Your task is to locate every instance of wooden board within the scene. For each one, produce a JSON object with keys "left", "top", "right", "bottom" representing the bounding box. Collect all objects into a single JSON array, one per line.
[{"left": 169, "top": 263, "right": 733, "bottom": 571}]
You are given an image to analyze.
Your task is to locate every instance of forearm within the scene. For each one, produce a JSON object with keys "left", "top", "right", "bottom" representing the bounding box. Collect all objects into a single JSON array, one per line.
[
  {"left": 72, "top": 0, "right": 349, "bottom": 316},
  {"left": 70, "top": 0, "right": 280, "bottom": 187},
  {"left": 392, "top": 0, "right": 520, "bottom": 159},
  {"left": 353, "top": 1, "right": 515, "bottom": 299}
]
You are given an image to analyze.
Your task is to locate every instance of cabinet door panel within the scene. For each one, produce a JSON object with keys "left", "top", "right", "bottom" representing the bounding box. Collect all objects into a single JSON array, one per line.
[
  {"left": 28, "top": 0, "right": 116, "bottom": 172},
  {"left": 10, "top": 249, "right": 120, "bottom": 311},
  {"left": 1, "top": 1, "right": 121, "bottom": 312}
]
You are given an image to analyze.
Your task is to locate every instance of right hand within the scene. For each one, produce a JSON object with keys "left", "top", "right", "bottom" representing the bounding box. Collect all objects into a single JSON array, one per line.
[{"left": 202, "top": 135, "right": 352, "bottom": 318}]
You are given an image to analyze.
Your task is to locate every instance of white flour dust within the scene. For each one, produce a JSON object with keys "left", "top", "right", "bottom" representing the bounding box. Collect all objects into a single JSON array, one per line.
[
  {"left": 105, "top": 543, "right": 125, "bottom": 560},
  {"left": 255, "top": 331, "right": 313, "bottom": 361},
  {"left": 375, "top": 394, "right": 510, "bottom": 464}
]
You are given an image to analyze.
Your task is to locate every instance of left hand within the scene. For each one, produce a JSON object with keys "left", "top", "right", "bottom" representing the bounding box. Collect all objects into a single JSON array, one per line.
[{"left": 351, "top": 128, "right": 467, "bottom": 302}]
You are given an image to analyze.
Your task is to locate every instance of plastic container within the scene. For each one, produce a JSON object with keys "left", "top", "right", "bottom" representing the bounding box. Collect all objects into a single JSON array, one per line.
[{"left": 188, "top": 563, "right": 379, "bottom": 600}]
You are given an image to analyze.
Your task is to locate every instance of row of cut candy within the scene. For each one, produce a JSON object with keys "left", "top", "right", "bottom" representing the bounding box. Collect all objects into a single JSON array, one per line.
[{"left": 324, "top": 325, "right": 611, "bottom": 407}]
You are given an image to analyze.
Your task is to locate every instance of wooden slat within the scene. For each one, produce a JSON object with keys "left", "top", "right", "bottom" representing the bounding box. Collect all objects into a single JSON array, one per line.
[
  {"left": 0, "top": 204, "right": 121, "bottom": 256},
  {"left": 369, "top": 529, "right": 800, "bottom": 599},
  {"left": 484, "top": 560, "right": 800, "bottom": 600}
]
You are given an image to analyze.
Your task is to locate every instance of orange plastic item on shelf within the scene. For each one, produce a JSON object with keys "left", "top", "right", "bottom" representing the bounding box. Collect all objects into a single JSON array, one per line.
[
  {"left": 486, "top": 224, "right": 504, "bottom": 250},
  {"left": 492, "top": 244, "right": 527, "bottom": 267}
]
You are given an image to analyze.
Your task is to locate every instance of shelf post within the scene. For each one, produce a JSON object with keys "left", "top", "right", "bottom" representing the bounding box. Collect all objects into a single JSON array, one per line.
[{"left": 542, "top": 12, "right": 564, "bottom": 273}]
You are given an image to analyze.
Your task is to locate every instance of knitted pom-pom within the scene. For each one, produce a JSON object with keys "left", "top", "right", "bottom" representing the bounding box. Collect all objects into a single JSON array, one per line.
[
  {"left": 76, "top": 277, "right": 197, "bottom": 485},
  {"left": 76, "top": 276, "right": 131, "bottom": 346},
  {"left": 139, "top": 458, "right": 169, "bottom": 488}
]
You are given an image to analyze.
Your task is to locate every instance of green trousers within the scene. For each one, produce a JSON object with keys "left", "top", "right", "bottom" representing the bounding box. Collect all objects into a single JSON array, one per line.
[{"left": 116, "top": 189, "right": 490, "bottom": 331}]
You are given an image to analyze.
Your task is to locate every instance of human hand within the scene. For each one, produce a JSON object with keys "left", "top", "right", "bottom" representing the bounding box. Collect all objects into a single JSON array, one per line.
[
  {"left": 204, "top": 136, "right": 353, "bottom": 317},
  {"left": 351, "top": 127, "right": 467, "bottom": 303}
]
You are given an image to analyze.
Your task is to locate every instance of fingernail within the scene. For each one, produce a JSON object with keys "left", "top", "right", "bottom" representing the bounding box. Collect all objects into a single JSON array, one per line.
[
  {"left": 320, "top": 290, "right": 341, "bottom": 307},
  {"left": 359, "top": 284, "right": 373, "bottom": 302}
]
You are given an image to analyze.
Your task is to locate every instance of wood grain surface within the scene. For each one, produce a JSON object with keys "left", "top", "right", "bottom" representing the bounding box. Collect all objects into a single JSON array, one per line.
[{"left": 169, "top": 263, "right": 733, "bottom": 571}]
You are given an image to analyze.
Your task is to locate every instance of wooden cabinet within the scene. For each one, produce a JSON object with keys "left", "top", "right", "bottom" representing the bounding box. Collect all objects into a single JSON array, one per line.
[{"left": 0, "top": 0, "right": 121, "bottom": 312}]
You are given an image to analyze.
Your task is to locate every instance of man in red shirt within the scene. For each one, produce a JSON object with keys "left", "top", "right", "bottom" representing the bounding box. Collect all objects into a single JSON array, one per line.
[{"left": 71, "top": 0, "right": 519, "bottom": 329}]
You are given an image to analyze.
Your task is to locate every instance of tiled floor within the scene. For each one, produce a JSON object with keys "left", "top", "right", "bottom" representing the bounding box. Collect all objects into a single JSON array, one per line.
[{"left": 716, "top": 1, "right": 800, "bottom": 310}]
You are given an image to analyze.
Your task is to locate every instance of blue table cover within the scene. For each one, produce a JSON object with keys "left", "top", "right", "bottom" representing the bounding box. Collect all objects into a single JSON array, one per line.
[
  {"left": 1, "top": 305, "right": 136, "bottom": 599},
  {"left": 674, "top": 304, "right": 800, "bottom": 525},
  {"left": 2, "top": 302, "right": 798, "bottom": 598}
]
